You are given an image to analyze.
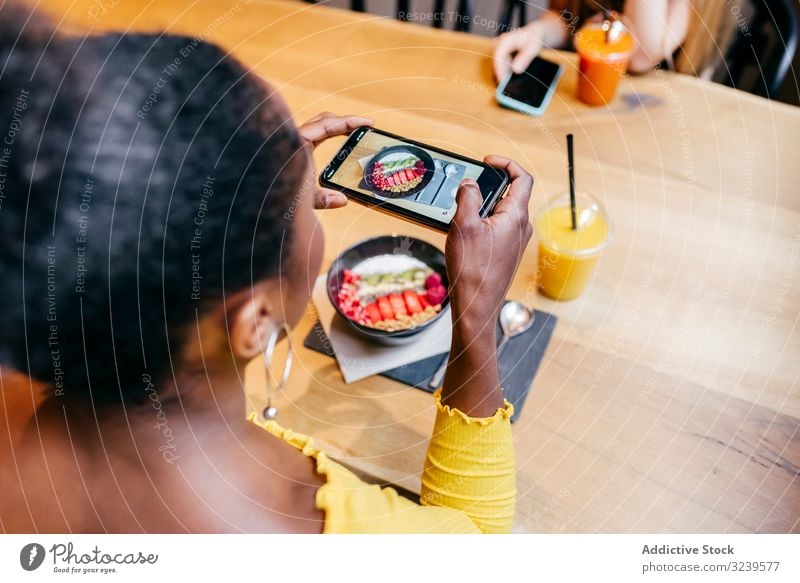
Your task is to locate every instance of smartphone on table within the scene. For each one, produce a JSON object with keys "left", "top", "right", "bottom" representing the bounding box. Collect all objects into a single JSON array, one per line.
[
  {"left": 319, "top": 126, "right": 509, "bottom": 232},
  {"left": 496, "top": 56, "right": 564, "bottom": 116}
]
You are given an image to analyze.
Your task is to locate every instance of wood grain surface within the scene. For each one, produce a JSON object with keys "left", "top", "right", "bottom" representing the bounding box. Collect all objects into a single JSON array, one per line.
[{"left": 29, "top": 0, "right": 800, "bottom": 533}]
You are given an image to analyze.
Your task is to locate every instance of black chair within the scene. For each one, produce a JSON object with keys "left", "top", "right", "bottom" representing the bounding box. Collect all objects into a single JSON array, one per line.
[
  {"left": 396, "top": 0, "right": 474, "bottom": 32},
  {"left": 497, "top": 0, "right": 529, "bottom": 34},
  {"left": 718, "top": 0, "right": 798, "bottom": 97},
  {"left": 304, "top": 1, "right": 475, "bottom": 32},
  {"left": 303, "top": 1, "right": 365, "bottom": 12}
]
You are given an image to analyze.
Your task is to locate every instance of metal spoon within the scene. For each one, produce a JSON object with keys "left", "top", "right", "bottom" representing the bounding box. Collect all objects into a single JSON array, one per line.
[
  {"left": 496, "top": 301, "right": 536, "bottom": 355},
  {"left": 428, "top": 301, "right": 535, "bottom": 388}
]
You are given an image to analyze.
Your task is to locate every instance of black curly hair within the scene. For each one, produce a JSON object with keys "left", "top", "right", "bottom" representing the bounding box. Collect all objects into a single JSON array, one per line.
[{"left": 0, "top": 4, "right": 307, "bottom": 405}]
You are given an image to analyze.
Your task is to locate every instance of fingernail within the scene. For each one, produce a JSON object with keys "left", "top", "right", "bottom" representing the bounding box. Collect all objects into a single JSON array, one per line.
[{"left": 325, "top": 194, "right": 344, "bottom": 207}]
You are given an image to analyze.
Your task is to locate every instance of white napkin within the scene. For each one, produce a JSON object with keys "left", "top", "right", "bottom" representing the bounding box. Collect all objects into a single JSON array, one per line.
[{"left": 311, "top": 275, "right": 451, "bottom": 383}]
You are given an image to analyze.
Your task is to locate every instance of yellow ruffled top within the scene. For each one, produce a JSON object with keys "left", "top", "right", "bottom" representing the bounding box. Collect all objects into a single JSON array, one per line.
[{"left": 247, "top": 389, "right": 516, "bottom": 534}]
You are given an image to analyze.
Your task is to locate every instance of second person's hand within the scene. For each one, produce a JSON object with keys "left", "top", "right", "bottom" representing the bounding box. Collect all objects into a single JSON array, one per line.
[
  {"left": 493, "top": 12, "right": 571, "bottom": 81},
  {"left": 493, "top": 23, "right": 544, "bottom": 80}
]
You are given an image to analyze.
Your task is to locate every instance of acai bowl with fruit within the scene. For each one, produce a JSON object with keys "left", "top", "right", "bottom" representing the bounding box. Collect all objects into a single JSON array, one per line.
[{"left": 326, "top": 236, "right": 449, "bottom": 343}]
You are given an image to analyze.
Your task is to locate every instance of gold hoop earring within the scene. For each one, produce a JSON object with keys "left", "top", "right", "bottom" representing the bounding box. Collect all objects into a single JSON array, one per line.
[{"left": 263, "top": 323, "right": 292, "bottom": 420}]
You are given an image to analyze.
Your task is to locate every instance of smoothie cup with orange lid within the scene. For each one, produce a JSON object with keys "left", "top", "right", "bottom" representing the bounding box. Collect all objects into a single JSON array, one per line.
[
  {"left": 535, "top": 191, "right": 612, "bottom": 301},
  {"left": 575, "top": 20, "right": 635, "bottom": 106}
]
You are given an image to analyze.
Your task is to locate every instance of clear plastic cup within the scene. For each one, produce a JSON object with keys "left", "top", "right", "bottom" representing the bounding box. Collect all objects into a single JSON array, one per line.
[
  {"left": 535, "top": 191, "right": 612, "bottom": 300},
  {"left": 575, "top": 21, "right": 634, "bottom": 106}
]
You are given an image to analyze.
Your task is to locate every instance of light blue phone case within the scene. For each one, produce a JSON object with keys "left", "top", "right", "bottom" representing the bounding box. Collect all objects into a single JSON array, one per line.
[{"left": 495, "top": 63, "right": 564, "bottom": 117}]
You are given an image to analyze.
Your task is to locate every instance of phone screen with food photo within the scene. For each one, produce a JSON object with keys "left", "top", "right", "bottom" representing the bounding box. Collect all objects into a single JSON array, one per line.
[{"left": 326, "top": 128, "right": 486, "bottom": 224}]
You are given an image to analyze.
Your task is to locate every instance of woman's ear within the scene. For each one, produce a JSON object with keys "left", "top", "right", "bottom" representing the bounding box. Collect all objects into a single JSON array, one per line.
[{"left": 229, "top": 287, "right": 278, "bottom": 361}]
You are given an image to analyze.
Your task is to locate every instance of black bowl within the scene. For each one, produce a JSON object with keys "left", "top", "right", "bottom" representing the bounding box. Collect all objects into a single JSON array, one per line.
[
  {"left": 326, "top": 235, "right": 449, "bottom": 344},
  {"left": 363, "top": 145, "right": 435, "bottom": 199}
]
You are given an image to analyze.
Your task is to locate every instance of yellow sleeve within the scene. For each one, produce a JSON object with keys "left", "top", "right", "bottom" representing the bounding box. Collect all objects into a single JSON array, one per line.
[
  {"left": 247, "top": 412, "right": 481, "bottom": 533},
  {"left": 247, "top": 391, "right": 516, "bottom": 534},
  {"left": 420, "top": 389, "right": 516, "bottom": 534}
]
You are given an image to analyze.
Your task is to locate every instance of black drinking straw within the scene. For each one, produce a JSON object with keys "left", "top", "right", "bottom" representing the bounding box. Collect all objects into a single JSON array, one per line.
[{"left": 567, "top": 133, "right": 577, "bottom": 230}]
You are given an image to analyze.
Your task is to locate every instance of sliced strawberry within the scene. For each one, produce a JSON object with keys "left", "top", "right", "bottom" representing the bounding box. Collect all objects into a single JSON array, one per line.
[
  {"left": 377, "top": 296, "right": 394, "bottom": 320},
  {"left": 365, "top": 302, "right": 382, "bottom": 323},
  {"left": 402, "top": 290, "right": 423, "bottom": 314},
  {"left": 418, "top": 293, "right": 430, "bottom": 309},
  {"left": 388, "top": 293, "right": 407, "bottom": 317}
]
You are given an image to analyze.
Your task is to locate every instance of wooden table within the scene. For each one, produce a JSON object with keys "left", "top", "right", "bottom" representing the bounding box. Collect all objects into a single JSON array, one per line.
[{"left": 41, "top": 0, "right": 800, "bottom": 533}]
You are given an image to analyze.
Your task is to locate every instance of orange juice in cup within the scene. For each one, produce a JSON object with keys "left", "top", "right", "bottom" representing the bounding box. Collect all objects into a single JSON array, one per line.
[
  {"left": 575, "top": 21, "right": 634, "bottom": 106},
  {"left": 535, "top": 192, "right": 611, "bottom": 301}
]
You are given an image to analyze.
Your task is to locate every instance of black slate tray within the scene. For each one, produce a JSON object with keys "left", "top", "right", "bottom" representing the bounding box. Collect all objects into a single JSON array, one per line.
[{"left": 303, "top": 303, "right": 556, "bottom": 422}]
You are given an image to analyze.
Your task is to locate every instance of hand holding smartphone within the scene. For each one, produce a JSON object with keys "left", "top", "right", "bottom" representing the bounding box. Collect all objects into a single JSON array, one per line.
[
  {"left": 319, "top": 126, "right": 510, "bottom": 232},
  {"left": 496, "top": 56, "right": 563, "bottom": 116},
  {"left": 440, "top": 155, "right": 534, "bottom": 416}
]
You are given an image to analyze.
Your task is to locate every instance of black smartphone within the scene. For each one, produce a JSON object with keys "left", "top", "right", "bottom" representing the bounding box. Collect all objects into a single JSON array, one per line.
[
  {"left": 319, "top": 126, "right": 509, "bottom": 232},
  {"left": 496, "top": 57, "right": 564, "bottom": 116}
]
